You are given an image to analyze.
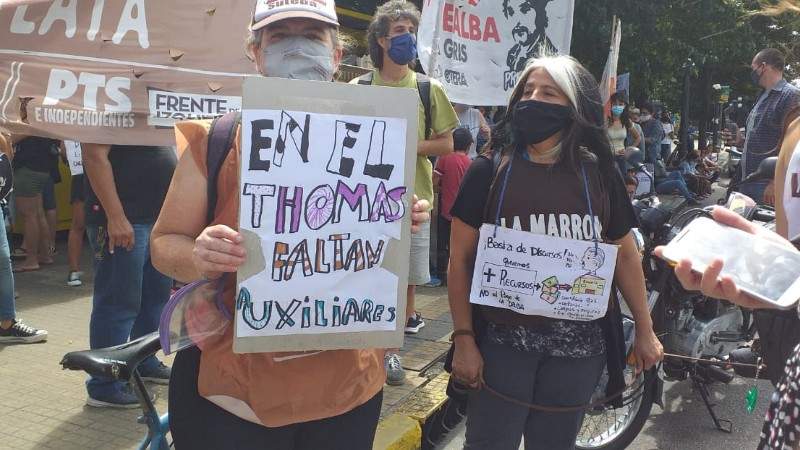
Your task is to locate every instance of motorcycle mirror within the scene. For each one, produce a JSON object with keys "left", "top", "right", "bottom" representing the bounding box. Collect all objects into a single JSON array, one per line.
[{"left": 741, "top": 156, "right": 777, "bottom": 184}]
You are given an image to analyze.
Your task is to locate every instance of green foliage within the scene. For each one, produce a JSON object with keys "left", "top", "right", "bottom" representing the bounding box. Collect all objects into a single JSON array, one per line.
[{"left": 571, "top": 0, "right": 798, "bottom": 122}]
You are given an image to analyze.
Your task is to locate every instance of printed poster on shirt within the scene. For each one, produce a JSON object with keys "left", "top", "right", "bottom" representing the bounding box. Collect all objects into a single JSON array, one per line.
[
  {"left": 418, "top": 0, "right": 575, "bottom": 106},
  {"left": 233, "top": 77, "right": 419, "bottom": 353},
  {"left": 0, "top": 0, "right": 254, "bottom": 145},
  {"left": 470, "top": 224, "right": 618, "bottom": 321},
  {"left": 63, "top": 140, "right": 83, "bottom": 175}
]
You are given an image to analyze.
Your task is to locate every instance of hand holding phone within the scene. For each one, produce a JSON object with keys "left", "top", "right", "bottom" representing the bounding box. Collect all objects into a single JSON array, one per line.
[{"left": 658, "top": 216, "right": 800, "bottom": 309}]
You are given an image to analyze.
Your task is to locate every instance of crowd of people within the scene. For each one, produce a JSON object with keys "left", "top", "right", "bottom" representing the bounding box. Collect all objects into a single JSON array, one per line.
[{"left": 4, "top": 0, "right": 800, "bottom": 449}]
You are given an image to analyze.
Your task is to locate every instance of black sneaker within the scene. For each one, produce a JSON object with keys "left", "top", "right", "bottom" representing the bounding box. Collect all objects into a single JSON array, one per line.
[
  {"left": 67, "top": 270, "right": 83, "bottom": 287},
  {"left": 405, "top": 311, "right": 425, "bottom": 334},
  {"left": 87, "top": 384, "right": 155, "bottom": 409},
  {"left": 0, "top": 319, "right": 48, "bottom": 343},
  {"left": 140, "top": 362, "right": 171, "bottom": 385}
]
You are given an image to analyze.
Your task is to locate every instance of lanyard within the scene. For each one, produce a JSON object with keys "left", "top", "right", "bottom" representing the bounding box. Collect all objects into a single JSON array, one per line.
[{"left": 493, "top": 148, "right": 600, "bottom": 251}]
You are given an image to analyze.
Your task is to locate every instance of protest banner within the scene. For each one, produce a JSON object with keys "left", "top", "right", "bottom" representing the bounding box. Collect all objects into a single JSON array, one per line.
[
  {"left": 0, "top": 0, "right": 255, "bottom": 145},
  {"left": 417, "top": 0, "right": 575, "bottom": 106},
  {"left": 232, "top": 77, "right": 418, "bottom": 353},
  {"left": 470, "top": 224, "right": 618, "bottom": 322}
]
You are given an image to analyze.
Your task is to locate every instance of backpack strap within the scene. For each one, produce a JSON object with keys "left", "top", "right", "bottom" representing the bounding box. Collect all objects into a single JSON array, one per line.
[
  {"left": 206, "top": 111, "right": 241, "bottom": 225},
  {"left": 357, "top": 71, "right": 432, "bottom": 140},
  {"left": 416, "top": 73, "right": 432, "bottom": 140}
]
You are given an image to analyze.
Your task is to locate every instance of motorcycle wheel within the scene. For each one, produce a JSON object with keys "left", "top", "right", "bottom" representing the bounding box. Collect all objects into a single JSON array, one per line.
[{"left": 575, "top": 364, "right": 654, "bottom": 450}]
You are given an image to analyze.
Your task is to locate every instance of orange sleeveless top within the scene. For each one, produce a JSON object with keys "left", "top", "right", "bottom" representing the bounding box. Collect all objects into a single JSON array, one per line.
[{"left": 174, "top": 120, "right": 385, "bottom": 427}]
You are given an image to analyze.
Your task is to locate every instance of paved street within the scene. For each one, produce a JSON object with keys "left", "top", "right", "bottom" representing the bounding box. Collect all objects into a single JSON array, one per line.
[
  {"left": 0, "top": 236, "right": 452, "bottom": 449},
  {"left": 437, "top": 375, "right": 774, "bottom": 449},
  {"left": 1, "top": 174, "right": 779, "bottom": 450}
]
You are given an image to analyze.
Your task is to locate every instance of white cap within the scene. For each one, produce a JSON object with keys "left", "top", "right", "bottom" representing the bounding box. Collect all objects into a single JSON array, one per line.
[{"left": 251, "top": 0, "right": 339, "bottom": 31}]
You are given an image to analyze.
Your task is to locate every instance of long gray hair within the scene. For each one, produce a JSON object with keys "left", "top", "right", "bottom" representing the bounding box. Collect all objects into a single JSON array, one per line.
[{"left": 487, "top": 52, "right": 615, "bottom": 180}]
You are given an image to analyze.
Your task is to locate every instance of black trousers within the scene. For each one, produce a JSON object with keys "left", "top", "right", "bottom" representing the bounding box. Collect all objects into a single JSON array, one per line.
[{"left": 169, "top": 347, "right": 383, "bottom": 450}]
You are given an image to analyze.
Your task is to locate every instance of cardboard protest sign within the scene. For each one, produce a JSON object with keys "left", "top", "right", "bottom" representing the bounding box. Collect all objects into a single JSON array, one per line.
[
  {"left": 470, "top": 224, "right": 618, "bottom": 321},
  {"left": 233, "top": 77, "right": 418, "bottom": 353},
  {"left": 0, "top": 0, "right": 256, "bottom": 145},
  {"left": 63, "top": 140, "right": 82, "bottom": 175},
  {"left": 418, "top": 0, "right": 575, "bottom": 106}
]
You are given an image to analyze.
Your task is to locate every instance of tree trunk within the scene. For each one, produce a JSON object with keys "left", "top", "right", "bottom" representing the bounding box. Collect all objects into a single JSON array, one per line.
[{"left": 697, "top": 65, "right": 713, "bottom": 153}]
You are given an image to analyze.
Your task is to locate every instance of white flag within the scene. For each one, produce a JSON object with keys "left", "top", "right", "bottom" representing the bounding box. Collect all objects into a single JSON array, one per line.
[
  {"left": 418, "top": 0, "right": 575, "bottom": 106},
  {"left": 599, "top": 18, "right": 622, "bottom": 114}
]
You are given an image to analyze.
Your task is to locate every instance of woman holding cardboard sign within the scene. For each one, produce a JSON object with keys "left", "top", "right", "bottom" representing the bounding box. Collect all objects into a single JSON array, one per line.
[
  {"left": 447, "top": 53, "right": 663, "bottom": 449},
  {"left": 150, "top": 2, "right": 430, "bottom": 449}
]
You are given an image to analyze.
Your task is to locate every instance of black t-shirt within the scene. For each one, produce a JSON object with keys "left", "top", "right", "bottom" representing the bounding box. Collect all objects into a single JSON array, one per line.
[
  {"left": 450, "top": 149, "right": 638, "bottom": 357},
  {"left": 12, "top": 136, "right": 60, "bottom": 175},
  {"left": 451, "top": 152, "right": 637, "bottom": 239},
  {"left": 84, "top": 145, "right": 177, "bottom": 226}
]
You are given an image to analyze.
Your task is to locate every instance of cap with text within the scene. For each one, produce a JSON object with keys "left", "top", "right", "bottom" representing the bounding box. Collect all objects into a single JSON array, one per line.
[{"left": 251, "top": 0, "right": 339, "bottom": 31}]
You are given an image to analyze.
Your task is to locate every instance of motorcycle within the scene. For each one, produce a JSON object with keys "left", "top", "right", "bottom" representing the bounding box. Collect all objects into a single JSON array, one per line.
[
  {"left": 575, "top": 157, "right": 777, "bottom": 449},
  {"left": 717, "top": 127, "right": 744, "bottom": 178}
]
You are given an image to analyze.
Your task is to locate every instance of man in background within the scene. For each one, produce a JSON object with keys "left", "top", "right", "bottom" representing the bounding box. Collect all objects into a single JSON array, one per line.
[
  {"left": 727, "top": 48, "right": 800, "bottom": 204},
  {"left": 357, "top": 0, "right": 459, "bottom": 385}
]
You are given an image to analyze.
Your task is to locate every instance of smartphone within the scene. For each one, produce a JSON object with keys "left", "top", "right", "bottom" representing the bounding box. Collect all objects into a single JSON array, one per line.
[{"left": 660, "top": 217, "right": 800, "bottom": 309}]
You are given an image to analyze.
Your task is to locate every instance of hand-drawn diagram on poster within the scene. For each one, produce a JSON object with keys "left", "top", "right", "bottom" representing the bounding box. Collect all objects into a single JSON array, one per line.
[
  {"left": 470, "top": 224, "right": 618, "bottom": 321},
  {"left": 233, "top": 77, "right": 418, "bottom": 353}
]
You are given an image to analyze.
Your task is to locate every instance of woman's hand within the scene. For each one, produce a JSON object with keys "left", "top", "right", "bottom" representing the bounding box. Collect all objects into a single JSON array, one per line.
[
  {"left": 633, "top": 326, "right": 664, "bottom": 374},
  {"left": 451, "top": 336, "right": 484, "bottom": 389},
  {"left": 654, "top": 206, "right": 793, "bottom": 309},
  {"left": 193, "top": 224, "right": 247, "bottom": 280},
  {"left": 763, "top": 181, "right": 775, "bottom": 207}
]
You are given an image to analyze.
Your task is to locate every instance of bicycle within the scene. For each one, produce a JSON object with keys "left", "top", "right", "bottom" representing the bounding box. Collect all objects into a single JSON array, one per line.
[{"left": 60, "top": 332, "right": 170, "bottom": 450}]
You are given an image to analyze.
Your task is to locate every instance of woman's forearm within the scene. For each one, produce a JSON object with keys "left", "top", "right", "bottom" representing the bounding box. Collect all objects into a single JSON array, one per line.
[
  {"left": 151, "top": 232, "right": 204, "bottom": 283},
  {"left": 448, "top": 257, "right": 475, "bottom": 331},
  {"left": 448, "top": 219, "right": 480, "bottom": 331},
  {"left": 613, "top": 234, "right": 654, "bottom": 331}
]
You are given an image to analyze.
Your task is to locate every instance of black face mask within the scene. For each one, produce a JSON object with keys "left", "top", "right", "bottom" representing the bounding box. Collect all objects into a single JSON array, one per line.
[
  {"left": 512, "top": 99, "right": 571, "bottom": 145},
  {"left": 750, "top": 64, "right": 764, "bottom": 87}
]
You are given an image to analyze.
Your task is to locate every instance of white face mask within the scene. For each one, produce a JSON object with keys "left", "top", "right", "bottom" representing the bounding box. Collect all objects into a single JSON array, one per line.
[
  {"left": 640, "top": 114, "right": 652, "bottom": 122},
  {"left": 261, "top": 36, "right": 334, "bottom": 81}
]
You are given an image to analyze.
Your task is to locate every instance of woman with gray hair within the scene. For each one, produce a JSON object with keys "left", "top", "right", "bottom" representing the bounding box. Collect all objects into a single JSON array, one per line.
[{"left": 446, "top": 53, "right": 663, "bottom": 449}]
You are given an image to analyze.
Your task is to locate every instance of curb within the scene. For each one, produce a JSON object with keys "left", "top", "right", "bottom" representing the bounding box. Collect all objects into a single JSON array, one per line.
[{"left": 373, "top": 371, "right": 461, "bottom": 450}]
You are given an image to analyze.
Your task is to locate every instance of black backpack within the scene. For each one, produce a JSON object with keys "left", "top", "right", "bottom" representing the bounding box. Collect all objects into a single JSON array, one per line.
[
  {"left": 356, "top": 71, "right": 432, "bottom": 140},
  {"left": 205, "top": 111, "right": 241, "bottom": 224}
]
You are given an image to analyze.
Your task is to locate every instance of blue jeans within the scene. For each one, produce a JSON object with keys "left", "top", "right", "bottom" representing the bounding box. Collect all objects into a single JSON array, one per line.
[
  {"left": 645, "top": 144, "right": 661, "bottom": 165},
  {"left": 660, "top": 143, "right": 672, "bottom": 162},
  {"left": 0, "top": 206, "right": 16, "bottom": 322},
  {"left": 85, "top": 223, "right": 171, "bottom": 397},
  {"left": 655, "top": 171, "right": 693, "bottom": 201}
]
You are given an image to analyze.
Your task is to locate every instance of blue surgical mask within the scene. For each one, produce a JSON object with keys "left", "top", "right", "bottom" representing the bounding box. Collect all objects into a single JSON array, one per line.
[
  {"left": 387, "top": 33, "right": 418, "bottom": 65},
  {"left": 261, "top": 36, "right": 334, "bottom": 82},
  {"left": 610, "top": 105, "right": 625, "bottom": 116}
]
